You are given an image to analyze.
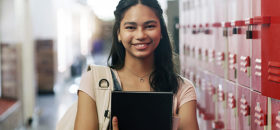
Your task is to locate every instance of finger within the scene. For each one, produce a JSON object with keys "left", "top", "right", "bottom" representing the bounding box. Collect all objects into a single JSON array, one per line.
[{"left": 112, "top": 116, "right": 119, "bottom": 130}]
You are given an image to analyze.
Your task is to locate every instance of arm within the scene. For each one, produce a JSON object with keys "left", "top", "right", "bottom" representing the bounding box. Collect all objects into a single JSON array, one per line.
[
  {"left": 178, "top": 100, "right": 199, "bottom": 130},
  {"left": 74, "top": 91, "right": 99, "bottom": 130}
]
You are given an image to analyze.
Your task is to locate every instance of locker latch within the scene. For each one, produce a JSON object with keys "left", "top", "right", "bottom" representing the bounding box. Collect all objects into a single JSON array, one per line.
[
  {"left": 228, "top": 93, "right": 236, "bottom": 108},
  {"left": 254, "top": 102, "right": 267, "bottom": 126},
  {"left": 246, "top": 18, "right": 254, "bottom": 39},
  {"left": 240, "top": 96, "right": 250, "bottom": 116}
]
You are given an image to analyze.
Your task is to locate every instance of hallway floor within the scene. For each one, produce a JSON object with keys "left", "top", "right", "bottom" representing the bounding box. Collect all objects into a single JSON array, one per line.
[{"left": 24, "top": 77, "right": 79, "bottom": 130}]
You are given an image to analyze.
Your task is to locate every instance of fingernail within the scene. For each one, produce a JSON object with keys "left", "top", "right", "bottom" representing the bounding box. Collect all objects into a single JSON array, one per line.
[{"left": 113, "top": 116, "right": 117, "bottom": 122}]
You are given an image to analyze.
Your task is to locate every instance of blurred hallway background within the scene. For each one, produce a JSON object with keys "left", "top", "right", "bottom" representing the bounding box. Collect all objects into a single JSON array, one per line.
[{"left": 0, "top": 0, "right": 179, "bottom": 129}]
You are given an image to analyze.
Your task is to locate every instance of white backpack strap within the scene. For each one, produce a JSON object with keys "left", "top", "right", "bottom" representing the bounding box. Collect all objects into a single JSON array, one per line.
[{"left": 88, "top": 65, "right": 113, "bottom": 130}]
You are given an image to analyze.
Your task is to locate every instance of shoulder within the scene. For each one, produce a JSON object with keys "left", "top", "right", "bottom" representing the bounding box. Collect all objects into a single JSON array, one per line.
[
  {"left": 175, "top": 76, "right": 196, "bottom": 103},
  {"left": 178, "top": 76, "right": 195, "bottom": 91}
]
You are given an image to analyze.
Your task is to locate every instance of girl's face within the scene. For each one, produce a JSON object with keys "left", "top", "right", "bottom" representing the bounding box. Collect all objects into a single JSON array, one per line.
[{"left": 118, "top": 4, "right": 161, "bottom": 59}]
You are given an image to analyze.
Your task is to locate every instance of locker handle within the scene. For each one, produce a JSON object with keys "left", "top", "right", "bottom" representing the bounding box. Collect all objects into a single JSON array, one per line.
[
  {"left": 253, "top": 16, "right": 271, "bottom": 25},
  {"left": 218, "top": 91, "right": 225, "bottom": 101}
]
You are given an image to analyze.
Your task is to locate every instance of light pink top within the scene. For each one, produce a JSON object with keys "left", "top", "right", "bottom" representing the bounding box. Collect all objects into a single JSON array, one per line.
[{"left": 78, "top": 69, "right": 197, "bottom": 116}]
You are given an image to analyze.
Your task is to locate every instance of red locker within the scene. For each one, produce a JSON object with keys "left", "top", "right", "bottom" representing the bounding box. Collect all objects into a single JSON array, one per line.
[
  {"left": 261, "top": 0, "right": 280, "bottom": 100},
  {"left": 213, "top": 77, "right": 226, "bottom": 129},
  {"left": 227, "top": 22, "right": 237, "bottom": 82},
  {"left": 199, "top": 72, "right": 215, "bottom": 130},
  {"left": 212, "top": 22, "right": 226, "bottom": 78},
  {"left": 251, "top": 91, "right": 268, "bottom": 130},
  {"left": 206, "top": 25, "right": 216, "bottom": 73},
  {"left": 271, "top": 98, "right": 280, "bottom": 130},
  {"left": 237, "top": 85, "right": 251, "bottom": 130},
  {"left": 250, "top": 17, "right": 262, "bottom": 92},
  {"left": 224, "top": 80, "right": 237, "bottom": 130},
  {"left": 236, "top": 20, "right": 251, "bottom": 88}
]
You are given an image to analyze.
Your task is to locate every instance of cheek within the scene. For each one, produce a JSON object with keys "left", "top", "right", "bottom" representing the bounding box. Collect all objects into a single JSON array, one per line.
[{"left": 150, "top": 31, "right": 161, "bottom": 43}]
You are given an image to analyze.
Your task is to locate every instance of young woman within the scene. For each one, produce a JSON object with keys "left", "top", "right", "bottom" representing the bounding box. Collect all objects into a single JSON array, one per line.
[{"left": 74, "top": 0, "right": 199, "bottom": 129}]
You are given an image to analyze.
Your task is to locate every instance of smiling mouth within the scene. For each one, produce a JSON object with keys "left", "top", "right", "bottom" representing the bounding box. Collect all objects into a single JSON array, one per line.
[{"left": 131, "top": 42, "right": 152, "bottom": 49}]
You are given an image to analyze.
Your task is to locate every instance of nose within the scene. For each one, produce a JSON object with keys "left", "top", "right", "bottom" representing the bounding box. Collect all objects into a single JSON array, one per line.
[{"left": 135, "top": 28, "right": 147, "bottom": 41}]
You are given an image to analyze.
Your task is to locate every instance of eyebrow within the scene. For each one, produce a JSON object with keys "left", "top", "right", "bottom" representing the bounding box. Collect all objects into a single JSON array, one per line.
[{"left": 123, "top": 20, "right": 158, "bottom": 26}]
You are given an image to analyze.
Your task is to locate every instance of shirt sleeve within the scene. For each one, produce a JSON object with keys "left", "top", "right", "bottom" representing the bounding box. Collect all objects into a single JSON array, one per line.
[
  {"left": 176, "top": 77, "right": 197, "bottom": 108},
  {"left": 78, "top": 70, "right": 96, "bottom": 101}
]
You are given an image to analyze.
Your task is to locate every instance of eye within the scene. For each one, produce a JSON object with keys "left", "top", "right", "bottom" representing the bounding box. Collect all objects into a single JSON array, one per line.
[
  {"left": 146, "top": 25, "right": 156, "bottom": 29},
  {"left": 125, "top": 26, "right": 136, "bottom": 30}
]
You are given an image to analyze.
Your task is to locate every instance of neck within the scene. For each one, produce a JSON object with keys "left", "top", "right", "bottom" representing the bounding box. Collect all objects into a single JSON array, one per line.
[{"left": 123, "top": 54, "right": 154, "bottom": 76}]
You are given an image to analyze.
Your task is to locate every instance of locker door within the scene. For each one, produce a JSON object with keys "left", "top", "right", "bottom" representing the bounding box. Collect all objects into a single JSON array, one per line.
[
  {"left": 227, "top": 22, "right": 237, "bottom": 82},
  {"left": 236, "top": 20, "right": 251, "bottom": 88},
  {"left": 213, "top": 77, "right": 226, "bottom": 129},
  {"left": 207, "top": 25, "right": 215, "bottom": 73},
  {"left": 261, "top": 0, "right": 280, "bottom": 100},
  {"left": 237, "top": 85, "right": 251, "bottom": 130},
  {"left": 224, "top": 80, "right": 237, "bottom": 130},
  {"left": 200, "top": 72, "right": 215, "bottom": 130},
  {"left": 251, "top": 18, "right": 262, "bottom": 92},
  {"left": 196, "top": 71, "right": 211, "bottom": 130},
  {"left": 212, "top": 22, "right": 226, "bottom": 78},
  {"left": 251, "top": 91, "right": 268, "bottom": 130},
  {"left": 271, "top": 98, "right": 280, "bottom": 130}
]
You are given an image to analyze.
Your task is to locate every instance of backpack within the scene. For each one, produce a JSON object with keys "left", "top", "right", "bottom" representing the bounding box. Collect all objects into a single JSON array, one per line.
[{"left": 56, "top": 65, "right": 114, "bottom": 130}]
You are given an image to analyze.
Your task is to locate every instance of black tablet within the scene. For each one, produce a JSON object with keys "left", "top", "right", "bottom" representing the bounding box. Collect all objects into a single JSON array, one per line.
[{"left": 110, "top": 91, "right": 173, "bottom": 130}]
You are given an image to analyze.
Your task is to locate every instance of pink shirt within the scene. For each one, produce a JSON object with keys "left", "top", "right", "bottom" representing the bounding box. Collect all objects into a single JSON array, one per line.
[{"left": 78, "top": 69, "right": 197, "bottom": 116}]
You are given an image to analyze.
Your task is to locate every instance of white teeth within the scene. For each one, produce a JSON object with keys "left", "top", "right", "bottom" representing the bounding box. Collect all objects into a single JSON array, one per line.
[{"left": 135, "top": 44, "right": 145, "bottom": 47}]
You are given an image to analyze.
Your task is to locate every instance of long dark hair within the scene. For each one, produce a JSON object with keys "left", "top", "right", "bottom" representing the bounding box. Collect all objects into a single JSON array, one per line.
[{"left": 107, "top": 0, "right": 180, "bottom": 94}]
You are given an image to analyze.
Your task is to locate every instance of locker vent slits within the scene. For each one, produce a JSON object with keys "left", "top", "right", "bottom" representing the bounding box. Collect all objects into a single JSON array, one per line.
[{"left": 268, "top": 61, "right": 280, "bottom": 83}]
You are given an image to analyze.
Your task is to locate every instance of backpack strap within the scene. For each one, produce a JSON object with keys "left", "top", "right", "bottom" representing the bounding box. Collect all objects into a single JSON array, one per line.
[{"left": 88, "top": 65, "right": 114, "bottom": 130}]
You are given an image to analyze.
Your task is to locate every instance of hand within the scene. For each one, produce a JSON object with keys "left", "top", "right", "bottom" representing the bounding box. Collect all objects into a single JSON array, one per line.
[{"left": 112, "top": 116, "right": 119, "bottom": 130}]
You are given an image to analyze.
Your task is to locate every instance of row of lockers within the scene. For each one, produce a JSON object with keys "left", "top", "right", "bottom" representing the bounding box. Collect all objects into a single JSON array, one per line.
[
  {"left": 178, "top": 0, "right": 280, "bottom": 99},
  {"left": 191, "top": 70, "right": 280, "bottom": 130},
  {"left": 178, "top": 0, "right": 280, "bottom": 129}
]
